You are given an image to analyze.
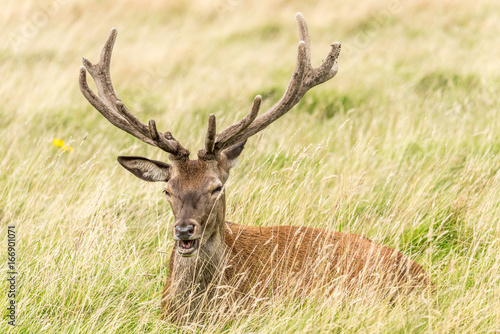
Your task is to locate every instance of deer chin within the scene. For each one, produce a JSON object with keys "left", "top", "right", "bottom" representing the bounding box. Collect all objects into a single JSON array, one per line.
[{"left": 176, "top": 239, "right": 199, "bottom": 257}]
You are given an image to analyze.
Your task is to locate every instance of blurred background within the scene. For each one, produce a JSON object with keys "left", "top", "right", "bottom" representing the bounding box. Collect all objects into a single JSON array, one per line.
[
  {"left": 3, "top": 0, "right": 499, "bottom": 157},
  {"left": 1, "top": 0, "right": 500, "bottom": 332}
]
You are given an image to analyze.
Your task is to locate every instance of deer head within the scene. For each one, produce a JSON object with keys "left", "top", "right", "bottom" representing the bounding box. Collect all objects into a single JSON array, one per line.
[
  {"left": 79, "top": 13, "right": 340, "bottom": 259},
  {"left": 115, "top": 146, "right": 245, "bottom": 258}
]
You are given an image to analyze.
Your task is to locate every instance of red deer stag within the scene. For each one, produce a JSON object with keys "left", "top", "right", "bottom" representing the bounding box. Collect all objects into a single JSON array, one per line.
[{"left": 79, "top": 13, "right": 430, "bottom": 324}]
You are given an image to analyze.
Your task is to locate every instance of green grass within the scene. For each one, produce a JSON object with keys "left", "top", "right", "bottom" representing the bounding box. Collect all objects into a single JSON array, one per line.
[{"left": 2, "top": 0, "right": 500, "bottom": 332}]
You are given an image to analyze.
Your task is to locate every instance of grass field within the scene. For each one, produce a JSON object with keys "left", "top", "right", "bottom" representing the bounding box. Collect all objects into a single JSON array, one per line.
[{"left": 2, "top": 0, "right": 500, "bottom": 332}]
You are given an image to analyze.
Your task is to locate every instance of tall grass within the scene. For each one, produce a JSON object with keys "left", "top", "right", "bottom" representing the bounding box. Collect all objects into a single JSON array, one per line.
[{"left": 1, "top": 0, "right": 500, "bottom": 332}]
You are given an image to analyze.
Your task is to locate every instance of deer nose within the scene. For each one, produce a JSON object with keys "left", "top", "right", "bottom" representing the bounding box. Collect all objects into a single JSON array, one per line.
[{"left": 174, "top": 224, "right": 195, "bottom": 240}]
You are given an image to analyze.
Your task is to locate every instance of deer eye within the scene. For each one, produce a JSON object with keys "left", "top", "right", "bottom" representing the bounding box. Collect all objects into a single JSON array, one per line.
[
  {"left": 211, "top": 186, "right": 223, "bottom": 195},
  {"left": 163, "top": 189, "right": 171, "bottom": 197}
]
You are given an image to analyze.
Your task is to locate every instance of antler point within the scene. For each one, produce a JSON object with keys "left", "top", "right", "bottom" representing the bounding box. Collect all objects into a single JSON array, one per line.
[
  {"left": 297, "top": 41, "right": 307, "bottom": 57},
  {"left": 82, "top": 57, "right": 94, "bottom": 69}
]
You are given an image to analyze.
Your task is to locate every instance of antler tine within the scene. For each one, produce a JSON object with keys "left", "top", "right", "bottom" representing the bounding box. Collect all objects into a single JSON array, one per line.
[
  {"left": 295, "top": 12, "right": 311, "bottom": 64},
  {"left": 209, "top": 96, "right": 261, "bottom": 152},
  {"left": 206, "top": 13, "right": 340, "bottom": 153},
  {"left": 79, "top": 28, "right": 189, "bottom": 158},
  {"left": 204, "top": 114, "right": 217, "bottom": 153},
  {"left": 79, "top": 67, "right": 155, "bottom": 145},
  {"left": 81, "top": 28, "right": 119, "bottom": 107},
  {"left": 199, "top": 96, "right": 261, "bottom": 158}
]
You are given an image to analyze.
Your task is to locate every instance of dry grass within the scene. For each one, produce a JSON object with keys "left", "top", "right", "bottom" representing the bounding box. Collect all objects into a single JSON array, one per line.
[{"left": 1, "top": 0, "right": 500, "bottom": 332}]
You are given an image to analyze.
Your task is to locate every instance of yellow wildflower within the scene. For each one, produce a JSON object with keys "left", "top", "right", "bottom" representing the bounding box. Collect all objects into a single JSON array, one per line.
[{"left": 52, "top": 138, "right": 73, "bottom": 152}]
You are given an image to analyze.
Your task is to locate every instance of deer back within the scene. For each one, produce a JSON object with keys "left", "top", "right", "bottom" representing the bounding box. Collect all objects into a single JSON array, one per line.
[{"left": 223, "top": 223, "right": 430, "bottom": 298}]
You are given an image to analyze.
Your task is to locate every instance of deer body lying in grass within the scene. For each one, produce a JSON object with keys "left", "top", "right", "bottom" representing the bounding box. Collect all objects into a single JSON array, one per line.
[{"left": 79, "top": 13, "right": 430, "bottom": 324}]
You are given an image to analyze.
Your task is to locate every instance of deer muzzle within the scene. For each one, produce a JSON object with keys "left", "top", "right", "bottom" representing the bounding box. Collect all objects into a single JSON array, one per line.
[{"left": 173, "top": 220, "right": 200, "bottom": 257}]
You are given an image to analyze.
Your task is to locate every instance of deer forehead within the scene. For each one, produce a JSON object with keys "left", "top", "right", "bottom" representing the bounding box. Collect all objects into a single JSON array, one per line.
[{"left": 169, "top": 159, "right": 221, "bottom": 188}]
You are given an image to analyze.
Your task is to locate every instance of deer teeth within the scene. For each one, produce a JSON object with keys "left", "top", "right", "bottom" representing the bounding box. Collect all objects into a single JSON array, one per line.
[
  {"left": 181, "top": 240, "right": 192, "bottom": 249},
  {"left": 177, "top": 239, "right": 198, "bottom": 252}
]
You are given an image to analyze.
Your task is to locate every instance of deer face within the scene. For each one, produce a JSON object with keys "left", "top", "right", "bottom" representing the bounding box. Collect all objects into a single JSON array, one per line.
[{"left": 116, "top": 141, "right": 245, "bottom": 257}]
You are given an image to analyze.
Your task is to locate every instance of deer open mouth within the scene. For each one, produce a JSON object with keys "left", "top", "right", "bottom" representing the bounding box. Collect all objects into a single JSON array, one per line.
[{"left": 176, "top": 239, "right": 199, "bottom": 257}]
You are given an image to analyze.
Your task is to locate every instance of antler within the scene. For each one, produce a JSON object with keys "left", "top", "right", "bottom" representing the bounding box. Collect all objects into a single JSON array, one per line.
[
  {"left": 199, "top": 13, "right": 340, "bottom": 159},
  {"left": 79, "top": 28, "right": 189, "bottom": 159}
]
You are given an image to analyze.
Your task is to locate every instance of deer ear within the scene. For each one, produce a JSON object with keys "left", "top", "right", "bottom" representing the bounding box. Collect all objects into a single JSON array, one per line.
[
  {"left": 117, "top": 156, "right": 171, "bottom": 182},
  {"left": 221, "top": 140, "right": 246, "bottom": 169}
]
